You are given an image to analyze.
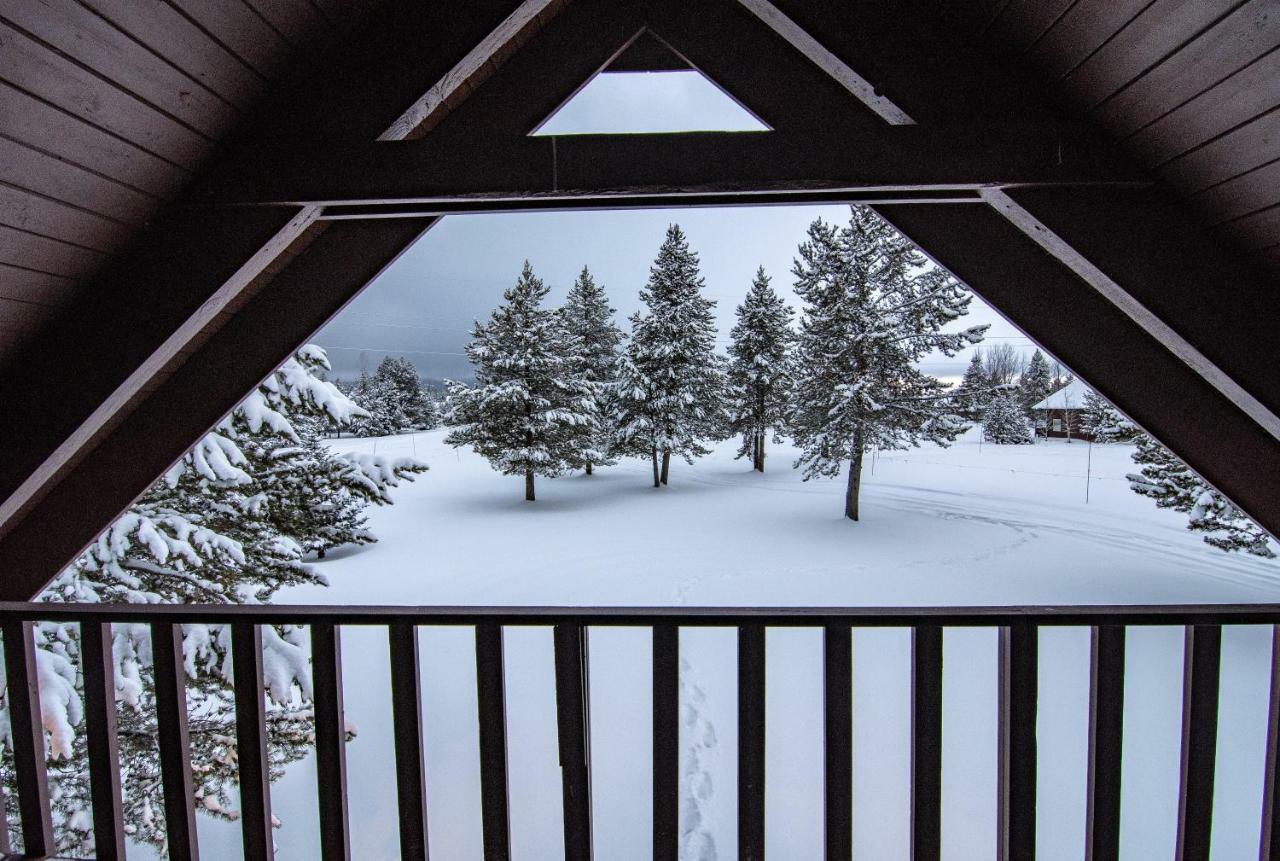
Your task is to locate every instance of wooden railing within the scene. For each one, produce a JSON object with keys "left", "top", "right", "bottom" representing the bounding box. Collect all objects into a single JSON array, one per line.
[{"left": 1, "top": 603, "right": 1280, "bottom": 861}]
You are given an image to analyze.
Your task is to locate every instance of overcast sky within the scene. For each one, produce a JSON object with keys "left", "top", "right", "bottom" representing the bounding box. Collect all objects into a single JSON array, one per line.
[{"left": 314, "top": 72, "right": 1045, "bottom": 383}]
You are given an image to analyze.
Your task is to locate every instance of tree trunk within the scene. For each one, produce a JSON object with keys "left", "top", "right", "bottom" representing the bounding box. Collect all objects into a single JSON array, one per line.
[
  {"left": 525, "top": 467, "right": 535, "bottom": 502},
  {"left": 755, "top": 431, "right": 766, "bottom": 472},
  {"left": 660, "top": 448, "right": 671, "bottom": 485},
  {"left": 651, "top": 447, "right": 660, "bottom": 488},
  {"left": 844, "top": 431, "right": 864, "bottom": 521},
  {"left": 585, "top": 462, "right": 593, "bottom": 476}
]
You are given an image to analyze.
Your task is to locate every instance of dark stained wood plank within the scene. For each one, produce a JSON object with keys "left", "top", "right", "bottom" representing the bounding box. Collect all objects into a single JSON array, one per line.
[
  {"left": 653, "top": 624, "right": 679, "bottom": 861},
  {"left": 912, "top": 625, "right": 943, "bottom": 861},
  {"left": 1261, "top": 626, "right": 1280, "bottom": 861},
  {"left": 0, "top": 296, "right": 60, "bottom": 334},
  {"left": 168, "top": 0, "right": 291, "bottom": 80},
  {"left": 823, "top": 624, "right": 852, "bottom": 861},
  {"left": 1175, "top": 625, "right": 1222, "bottom": 861},
  {"left": 0, "top": 223, "right": 111, "bottom": 279},
  {"left": 1028, "top": 0, "right": 1152, "bottom": 80},
  {"left": 388, "top": 621, "right": 430, "bottom": 861},
  {"left": 1159, "top": 106, "right": 1280, "bottom": 193},
  {"left": 1086, "top": 626, "right": 1125, "bottom": 861},
  {"left": 81, "top": 621, "right": 126, "bottom": 861},
  {"left": 79, "top": 0, "right": 266, "bottom": 109},
  {"left": 1218, "top": 203, "right": 1280, "bottom": 249},
  {"left": 310, "top": 623, "right": 351, "bottom": 861},
  {"left": 986, "top": 0, "right": 1077, "bottom": 52},
  {"left": 475, "top": 623, "right": 512, "bottom": 860},
  {"left": 0, "top": 0, "right": 242, "bottom": 138},
  {"left": 604, "top": 30, "right": 690, "bottom": 71},
  {"left": 0, "top": 21, "right": 212, "bottom": 168},
  {"left": 0, "top": 182, "right": 133, "bottom": 253},
  {"left": 997, "top": 625, "right": 1037, "bottom": 861},
  {"left": 738, "top": 624, "right": 766, "bottom": 860},
  {"left": 0, "top": 262, "right": 79, "bottom": 305},
  {"left": 0, "top": 81, "right": 189, "bottom": 199},
  {"left": 1189, "top": 156, "right": 1280, "bottom": 224},
  {"left": 1130, "top": 50, "right": 1280, "bottom": 167},
  {"left": 231, "top": 623, "right": 274, "bottom": 861},
  {"left": 250, "top": 0, "right": 330, "bottom": 47},
  {"left": 150, "top": 621, "right": 200, "bottom": 861},
  {"left": 553, "top": 624, "right": 592, "bottom": 861},
  {"left": 1060, "top": 0, "right": 1242, "bottom": 112},
  {"left": 0, "top": 135, "right": 158, "bottom": 224},
  {"left": 1092, "top": 0, "right": 1280, "bottom": 136},
  {"left": 1, "top": 620, "right": 53, "bottom": 857}
]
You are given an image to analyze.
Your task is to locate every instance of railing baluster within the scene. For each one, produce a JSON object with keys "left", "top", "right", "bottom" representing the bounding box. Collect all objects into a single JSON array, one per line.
[
  {"left": 1086, "top": 625, "right": 1125, "bottom": 861},
  {"left": 476, "top": 623, "right": 511, "bottom": 860},
  {"left": 1175, "top": 624, "right": 1222, "bottom": 861},
  {"left": 911, "top": 625, "right": 943, "bottom": 861},
  {"left": 739, "top": 624, "right": 766, "bottom": 860},
  {"left": 311, "top": 623, "right": 351, "bottom": 861},
  {"left": 1, "top": 620, "right": 52, "bottom": 858},
  {"left": 388, "top": 622, "right": 429, "bottom": 861},
  {"left": 652, "top": 624, "right": 679, "bottom": 861},
  {"left": 997, "top": 625, "right": 1038, "bottom": 861},
  {"left": 823, "top": 624, "right": 852, "bottom": 861},
  {"left": 150, "top": 621, "right": 200, "bottom": 861},
  {"left": 81, "top": 621, "right": 126, "bottom": 861},
  {"left": 1264, "top": 626, "right": 1280, "bottom": 861},
  {"left": 232, "top": 623, "right": 274, "bottom": 861},
  {"left": 554, "top": 624, "right": 592, "bottom": 861}
]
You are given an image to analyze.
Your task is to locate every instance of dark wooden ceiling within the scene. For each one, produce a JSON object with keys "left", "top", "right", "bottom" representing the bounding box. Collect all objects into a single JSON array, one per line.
[{"left": 1, "top": 0, "right": 1276, "bottom": 377}]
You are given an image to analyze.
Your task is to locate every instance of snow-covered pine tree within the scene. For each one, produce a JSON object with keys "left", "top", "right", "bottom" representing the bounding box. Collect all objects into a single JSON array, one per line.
[
  {"left": 982, "top": 390, "right": 1034, "bottom": 444},
  {"left": 1128, "top": 434, "right": 1275, "bottom": 557},
  {"left": 788, "top": 208, "right": 987, "bottom": 520},
  {"left": 613, "top": 225, "right": 727, "bottom": 487},
  {"left": 1080, "top": 388, "right": 1137, "bottom": 443},
  {"left": 559, "top": 265, "right": 624, "bottom": 475},
  {"left": 24, "top": 345, "right": 425, "bottom": 857},
  {"left": 445, "top": 262, "right": 594, "bottom": 501},
  {"left": 727, "top": 267, "right": 794, "bottom": 472},
  {"left": 1019, "top": 350, "right": 1053, "bottom": 415},
  {"left": 376, "top": 356, "right": 438, "bottom": 430},
  {"left": 954, "top": 352, "right": 989, "bottom": 419},
  {"left": 350, "top": 369, "right": 401, "bottom": 436}
]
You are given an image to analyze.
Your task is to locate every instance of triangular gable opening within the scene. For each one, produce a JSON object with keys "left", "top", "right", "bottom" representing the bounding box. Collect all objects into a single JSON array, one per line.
[{"left": 532, "top": 29, "right": 769, "bottom": 136}]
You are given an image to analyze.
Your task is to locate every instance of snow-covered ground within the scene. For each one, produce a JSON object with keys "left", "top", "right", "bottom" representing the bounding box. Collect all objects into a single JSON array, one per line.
[{"left": 195, "top": 429, "right": 1280, "bottom": 860}]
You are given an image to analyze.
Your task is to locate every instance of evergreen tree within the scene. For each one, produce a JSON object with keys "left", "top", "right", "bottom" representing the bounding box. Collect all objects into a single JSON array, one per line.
[
  {"left": 1128, "top": 434, "right": 1275, "bottom": 557},
  {"left": 1080, "top": 388, "right": 1137, "bottom": 443},
  {"left": 376, "top": 356, "right": 438, "bottom": 430},
  {"left": 350, "top": 370, "right": 401, "bottom": 436},
  {"left": 614, "top": 225, "right": 727, "bottom": 487},
  {"left": 28, "top": 345, "right": 425, "bottom": 857},
  {"left": 1019, "top": 350, "right": 1053, "bottom": 415},
  {"left": 981, "top": 391, "right": 1034, "bottom": 444},
  {"left": 727, "top": 267, "right": 794, "bottom": 471},
  {"left": 954, "top": 352, "right": 989, "bottom": 419},
  {"left": 559, "top": 266, "right": 624, "bottom": 475},
  {"left": 445, "top": 262, "right": 594, "bottom": 501},
  {"left": 788, "top": 208, "right": 987, "bottom": 520}
]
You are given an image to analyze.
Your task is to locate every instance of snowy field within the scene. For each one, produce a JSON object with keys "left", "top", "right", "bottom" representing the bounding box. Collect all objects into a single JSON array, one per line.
[{"left": 193, "top": 429, "right": 1279, "bottom": 860}]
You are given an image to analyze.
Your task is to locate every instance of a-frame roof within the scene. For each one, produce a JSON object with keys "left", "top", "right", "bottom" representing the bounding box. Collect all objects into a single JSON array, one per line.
[{"left": 0, "top": 0, "right": 1277, "bottom": 599}]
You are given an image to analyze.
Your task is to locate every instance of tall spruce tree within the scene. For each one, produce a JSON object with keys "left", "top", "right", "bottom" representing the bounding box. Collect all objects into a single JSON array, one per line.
[
  {"left": 559, "top": 266, "right": 624, "bottom": 475},
  {"left": 1128, "top": 434, "right": 1275, "bottom": 557},
  {"left": 1081, "top": 388, "right": 1137, "bottom": 442},
  {"left": 1019, "top": 350, "right": 1053, "bottom": 414},
  {"left": 445, "top": 262, "right": 594, "bottom": 501},
  {"left": 954, "top": 352, "right": 989, "bottom": 419},
  {"left": 377, "top": 356, "right": 438, "bottom": 429},
  {"left": 614, "top": 225, "right": 727, "bottom": 487},
  {"left": 788, "top": 208, "right": 987, "bottom": 520},
  {"left": 727, "top": 267, "right": 794, "bottom": 472},
  {"left": 982, "top": 391, "right": 1034, "bottom": 444},
  {"left": 30, "top": 345, "right": 425, "bottom": 857}
]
